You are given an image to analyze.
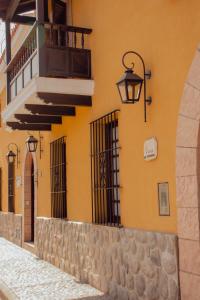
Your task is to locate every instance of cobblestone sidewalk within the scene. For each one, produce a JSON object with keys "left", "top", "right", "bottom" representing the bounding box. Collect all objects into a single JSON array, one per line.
[{"left": 0, "top": 238, "right": 110, "bottom": 300}]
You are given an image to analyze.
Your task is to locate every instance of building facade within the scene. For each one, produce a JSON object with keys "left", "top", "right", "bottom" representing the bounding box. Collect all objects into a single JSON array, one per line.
[{"left": 0, "top": 0, "right": 200, "bottom": 299}]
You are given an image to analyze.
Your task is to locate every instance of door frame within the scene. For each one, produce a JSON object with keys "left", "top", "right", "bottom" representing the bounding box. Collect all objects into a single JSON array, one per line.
[{"left": 22, "top": 149, "right": 38, "bottom": 245}]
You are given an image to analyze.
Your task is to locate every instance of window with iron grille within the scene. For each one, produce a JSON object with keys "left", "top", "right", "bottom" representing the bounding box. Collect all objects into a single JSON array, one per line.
[
  {"left": 8, "top": 162, "right": 15, "bottom": 213},
  {"left": 90, "top": 110, "right": 121, "bottom": 226},
  {"left": 50, "top": 137, "right": 67, "bottom": 219}
]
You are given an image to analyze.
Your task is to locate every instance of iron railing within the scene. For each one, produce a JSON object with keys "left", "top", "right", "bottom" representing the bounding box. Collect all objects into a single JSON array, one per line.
[
  {"left": 50, "top": 136, "right": 67, "bottom": 219},
  {"left": 90, "top": 110, "right": 121, "bottom": 227},
  {"left": 8, "top": 162, "right": 15, "bottom": 213}
]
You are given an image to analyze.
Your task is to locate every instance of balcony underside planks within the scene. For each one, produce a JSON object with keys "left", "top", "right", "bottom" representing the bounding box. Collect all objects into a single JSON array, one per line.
[
  {"left": 12, "top": 15, "right": 36, "bottom": 25},
  {"left": 38, "top": 93, "right": 92, "bottom": 107},
  {"left": 7, "top": 122, "right": 52, "bottom": 131},
  {"left": 6, "top": 105, "right": 77, "bottom": 131},
  {"left": 5, "top": 92, "right": 94, "bottom": 131},
  {"left": 15, "top": 114, "right": 62, "bottom": 124},
  {"left": 25, "top": 104, "right": 76, "bottom": 116}
]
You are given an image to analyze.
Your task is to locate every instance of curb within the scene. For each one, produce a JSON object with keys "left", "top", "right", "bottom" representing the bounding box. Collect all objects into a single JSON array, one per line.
[{"left": 0, "top": 280, "right": 18, "bottom": 300}]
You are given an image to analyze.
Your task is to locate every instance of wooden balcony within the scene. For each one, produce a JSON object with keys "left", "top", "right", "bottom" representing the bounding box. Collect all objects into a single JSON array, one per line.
[
  {"left": 2, "top": 21, "right": 94, "bottom": 130},
  {"left": 7, "top": 22, "right": 92, "bottom": 102}
]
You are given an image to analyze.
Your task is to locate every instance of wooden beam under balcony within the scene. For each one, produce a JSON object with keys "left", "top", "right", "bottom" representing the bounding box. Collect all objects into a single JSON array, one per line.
[
  {"left": 12, "top": 15, "right": 36, "bottom": 25},
  {"left": 6, "top": 0, "right": 21, "bottom": 20},
  {"left": 15, "top": 114, "right": 62, "bottom": 124},
  {"left": 38, "top": 93, "right": 92, "bottom": 107},
  {"left": 25, "top": 104, "right": 76, "bottom": 116},
  {"left": 16, "top": 1, "right": 35, "bottom": 15},
  {"left": 7, "top": 122, "right": 52, "bottom": 131}
]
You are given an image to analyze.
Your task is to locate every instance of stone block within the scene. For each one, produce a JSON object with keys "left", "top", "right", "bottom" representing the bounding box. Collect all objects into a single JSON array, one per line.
[
  {"left": 135, "top": 275, "right": 145, "bottom": 297},
  {"left": 162, "top": 252, "right": 177, "bottom": 275},
  {"left": 176, "top": 115, "right": 199, "bottom": 148},
  {"left": 176, "top": 175, "right": 199, "bottom": 208},
  {"left": 179, "top": 238, "right": 200, "bottom": 275},
  {"left": 117, "top": 286, "right": 129, "bottom": 300},
  {"left": 159, "top": 271, "right": 169, "bottom": 299},
  {"left": 141, "top": 261, "right": 157, "bottom": 279},
  {"left": 157, "top": 233, "right": 167, "bottom": 252},
  {"left": 128, "top": 290, "right": 138, "bottom": 300},
  {"left": 180, "top": 271, "right": 200, "bottom": 300},
  {"left": 146, "top": 281, "right": 159, "bottom": 300},
  {"left": 176, "top": 147, "right": 197, "bottom": 177},
  {"left": 147, "top": 232, "right": 157, "bottom": 249},
  {"left": 169, "top": 278, "right": 179, "bottom": 300},
  {"left": 150, "top": 248, "right": 161, "bottom": 267},
  {"left": 125, "top": 273, "right": 134, "bottom": 290},
  {"left": 179, "top": 83, "right": 200, "bottom": 120},
  {"left": 177, "top": 208, "right": 199, "bottom": 240}
]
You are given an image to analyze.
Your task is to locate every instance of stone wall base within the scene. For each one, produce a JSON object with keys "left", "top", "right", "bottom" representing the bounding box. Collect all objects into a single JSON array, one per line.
[
  {"left": 35, "top": 217, "right": 179, "bottom": 300},
  {"left": 0, "top": 212, "right": 22, "bottom": 247}
]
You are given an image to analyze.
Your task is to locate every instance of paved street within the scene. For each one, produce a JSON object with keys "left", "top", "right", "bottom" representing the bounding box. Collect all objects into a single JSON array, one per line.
[{"left": 0, "top": 238, "right": 109, "bottom": 300}]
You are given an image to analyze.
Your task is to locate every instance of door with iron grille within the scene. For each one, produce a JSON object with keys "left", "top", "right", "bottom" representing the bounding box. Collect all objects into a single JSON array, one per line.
[
  {"left": 50, "top": 137, "right": 67, "bottom": 219},
  {"left": 90, "top": 110, "right": 120, "bottom": 226}
]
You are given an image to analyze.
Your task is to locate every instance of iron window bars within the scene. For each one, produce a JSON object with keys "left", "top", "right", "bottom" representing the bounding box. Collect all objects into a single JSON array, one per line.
[
  {"left": 90, "top": 110, "right": 121, "bottom": 227},
  {"left": 50, "top": 136, "right": 67, "bottom": 219},
  {"left": 8, "top": 161, "right": 15, "bottom": 213}
]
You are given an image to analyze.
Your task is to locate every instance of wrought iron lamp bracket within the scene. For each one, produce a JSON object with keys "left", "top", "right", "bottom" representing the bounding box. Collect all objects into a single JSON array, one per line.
[
  {"left": 39, "top": 132, "right": 44, "bottom": 160},
  {"left": 122, "top": 51, "right": 152, "bottom": 122}
]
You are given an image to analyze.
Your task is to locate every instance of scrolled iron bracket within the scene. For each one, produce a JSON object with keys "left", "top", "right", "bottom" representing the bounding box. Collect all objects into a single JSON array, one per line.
[{"left": 122, "top": 51, "right": 152, "bottom": 122}]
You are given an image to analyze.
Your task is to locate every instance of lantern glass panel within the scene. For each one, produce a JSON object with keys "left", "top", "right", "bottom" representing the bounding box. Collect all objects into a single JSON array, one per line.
[
  {"left": 28, "top": 141, "right": 37, "bottom": 152},
  {"left": 26, "top": 136, "right": 38, "bottom": 153},
  {"left": 8, "top": 155, "right": 15, "bottom": 164},
  {"left": 127, "top": 80, "right": 142, "bottom": 102},
  {"left": 118, "top": 81, "right": 127, "bottom": 102}
]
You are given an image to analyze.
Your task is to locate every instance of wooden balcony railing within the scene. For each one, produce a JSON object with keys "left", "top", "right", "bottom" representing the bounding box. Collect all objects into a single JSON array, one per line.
[
  {"left": 43, "top": 23, "right": 92, "bottom": 49},
  {"left": 7, "top": 23, "right": 37, "bottom": 82},
  {"left": 6, "top": 22, "right": 92, "bottom": 104}
]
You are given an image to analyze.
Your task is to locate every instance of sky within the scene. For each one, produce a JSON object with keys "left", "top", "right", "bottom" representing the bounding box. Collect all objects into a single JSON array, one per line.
[{"left": 0, "top": 21, "right": 5, "bottom": 55}]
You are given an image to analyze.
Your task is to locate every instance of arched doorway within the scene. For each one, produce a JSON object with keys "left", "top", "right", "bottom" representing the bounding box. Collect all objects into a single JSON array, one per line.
[
  {"left": 24, "top": 152, "right": 35, "bottom": 243},
  {"left": 176, "top": 45, "right": 200, "bottom": 299}
]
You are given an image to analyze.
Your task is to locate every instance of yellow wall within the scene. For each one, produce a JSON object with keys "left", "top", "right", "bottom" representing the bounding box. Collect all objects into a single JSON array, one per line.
[{"left": 1, "top": 0, "right": 200, "bottom": 234}]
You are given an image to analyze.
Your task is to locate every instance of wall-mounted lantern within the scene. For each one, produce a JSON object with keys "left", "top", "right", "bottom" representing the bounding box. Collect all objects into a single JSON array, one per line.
[
  {"left": 26, "top": 132, "right": 43, "bottom": 159},
  {"left": 116, "top": 51, "right": 152, "bottom": 122},
  {"left": 7, "top": 143, "right": 20, "bottom": 168},
  {"left": 26, "top": 135, "right": 38, "bottom": 153}
]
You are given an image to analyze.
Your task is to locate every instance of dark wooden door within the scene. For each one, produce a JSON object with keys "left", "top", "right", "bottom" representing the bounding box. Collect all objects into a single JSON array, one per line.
[
  {"left": 31, "top": 161, "right": 34, "bottom": 242},
  {"left": 52, "top": 0, "right": 67, "bottom": 46},
  {"left": 53, "top": 0, "right": 67, "bottom": 24}
]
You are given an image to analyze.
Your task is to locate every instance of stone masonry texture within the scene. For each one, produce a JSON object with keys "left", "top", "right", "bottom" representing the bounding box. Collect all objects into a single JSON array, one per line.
[
  {"left": 0, "top": 212, "right": 22, "bottom": 247},
  {"left": 176, "top": 45, "right": 200, "bottom": 299},
  {"left": 35, "top": 217, "right": 179, "bottom": 300}
]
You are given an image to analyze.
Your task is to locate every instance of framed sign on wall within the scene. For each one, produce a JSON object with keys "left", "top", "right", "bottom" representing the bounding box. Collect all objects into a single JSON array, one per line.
[{"left": 158, "top": 182, "right": 170, "bottom": 216}]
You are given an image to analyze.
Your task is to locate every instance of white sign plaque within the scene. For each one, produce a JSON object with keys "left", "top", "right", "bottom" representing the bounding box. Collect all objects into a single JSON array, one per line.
[
  {"left": 16, "top": 176, "right": 22, "bottom": 188},
  {"left": 144, "top": 137, "right": 158, "bottom": 161}
]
